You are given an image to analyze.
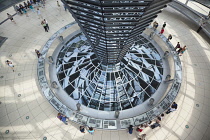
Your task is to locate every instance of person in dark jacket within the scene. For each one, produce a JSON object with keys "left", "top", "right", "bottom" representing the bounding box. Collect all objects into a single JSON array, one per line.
[
  {"left": 128, "top": 125, "right": 133, "bottom": 134},
  {"left": 166, "top": 102, "right": 178, "bottom": 114}
]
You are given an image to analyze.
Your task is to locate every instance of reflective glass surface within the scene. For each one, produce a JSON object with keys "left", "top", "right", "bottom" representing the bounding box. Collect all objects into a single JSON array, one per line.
[{"left": 56, "top": 33, "right": 163, "bottom": 111}]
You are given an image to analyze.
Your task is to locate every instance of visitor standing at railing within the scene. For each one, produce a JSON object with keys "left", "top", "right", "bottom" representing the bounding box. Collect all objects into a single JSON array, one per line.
[
  {"left": 88, "top": 127, "right": 95, "bottom": 135},
  {"left": 79, "top": 126, "right": 85, "bottom": 133},
  {"left": 167, "top": 34, "right": 172, "bottom": 42},
  {"left": 159, "top": 28, "right": 165, "bottom": 35},
  {"left": 7, "top": 13, "right": 16, "bottom": 24},
  {"left": 162, "top": 22, "right": 166, "bottom": 28},
  {"left": 197, "top": 21, "right": 206, "bottom": 33},
  {"left": 128, "top": 125, "right": 134, "bottom": 134},
  {"left": 166, "top": 102, "right": 178, "bottom": 114},
  {"left": 175, "top": 42, "right": 181, "bottom": 50}
]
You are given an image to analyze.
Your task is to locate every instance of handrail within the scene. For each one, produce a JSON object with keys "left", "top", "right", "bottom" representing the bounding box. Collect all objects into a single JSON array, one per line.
[{"left": 37, "top": 22, "right": 182, "bottom": 129}]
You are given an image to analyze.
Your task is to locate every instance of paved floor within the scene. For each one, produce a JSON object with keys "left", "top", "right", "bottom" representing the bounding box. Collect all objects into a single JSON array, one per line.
[{"left": 0, "top": 1, "right": 210, "bottom": 140}]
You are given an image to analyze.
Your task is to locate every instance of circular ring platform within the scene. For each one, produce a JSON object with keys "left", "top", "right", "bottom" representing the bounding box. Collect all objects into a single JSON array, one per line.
[{"left": 37, "top": 22, "right": 182, "bottom": 129}]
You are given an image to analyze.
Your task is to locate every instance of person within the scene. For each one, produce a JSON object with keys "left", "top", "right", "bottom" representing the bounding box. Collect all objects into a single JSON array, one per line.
[
  {"left": 157, "top": 116, "right": 162, "bottom": 122},
  {"left": 57, "top": 1, "right": 61, "bottom": 11},
  {"left": 27, "top": 0, "right": 32, "bottom": 5},
  {"left": 37, "top": 8, "right": 43, "bottom": 19},
  {"left": 29, "top": 4, "right": 35, "bottom": 12},
  {"left": 154, "top": 22, "right": 158, "bottom": 30},
  {"left": 159, "top": 28, "right": 164, "bottom": 35},
  {"left": 35, "top": 49, "right": 41, "bottom": 58},
  {"left": 19, "top": 4, "right": 24, "bottom": 11},
  {"left": 15, "top": 5, "right": 23, "bottom": 14},
  {"left": 138, "top": 134, "right": 146, "bottom": 140},
  {"left": 197, "top": 22, "right": 206, "bottom": 33},
  {"left": 5, "top": 60, "right": 15, "bottom": 72},
  {"left": 128, "top": 125, "right": 133, "bottom": 134},
  {"left": 44, "top": 19, "right": 49, "bottom": 30},
  {"left": 36, "top": 0, "right": 41, "bottom": 7},
  {"left": 63, "top": 4, "right": 67, "bottom": 11},
  {"left": 80, "top": 126, "right": 85, "bottom": 133},
  {"left": 27, "top": 0, "right": 31, "bottom": 6},
  {"left": 171, "top": 102, "right": 178, "bottom": 109},
  {"left": 179, "top": 46, "right": 187, "bottom": 56},
  {"left": 22, "top": 8, "right": 29, "bottom": 17},
  {"left": 166, "top": 107, "right": 177, "bottom": 114},
  {"left": 156, "top": 117, "right": 161, "bottom": 124},
  {"left": 167, "top": 34, "right": 172, "bottom": 42},
  {"left": 7, "top": 13, "right": 16, "bottom": 24},
  {"left": 88, "top": 127, "right": 94, "bottom": 135},
  {"left": 57, "top": 1, "right": 61, "bottom": 7},
  {"left": 61, "top": 115, "right": 68, "bottom": 125},
  {"left": 175, "top": 42, "right": 180, "bottom": 50},
  {"left": 136, "top": 124, "right": 144, "bottom": 133},
  {"left": 30, "top": 0, "right": 34, "bottom": 5},
  {"left": 41, "top": 20, "right": 48, "bottom": 32},
  {"left": 33, "top": 0, "right": 36, "bottom": 5},
  {"left": 153, "top": 21, "right": 158, "bottom": 31},
  {"left": 23, "top": 2, "right": 28, "bottom": 9},
  {"left": 153, "top": 21, "right": 157, "bottom": 28},
  {"left": 40, "top": 0, "right": 45, "bottom": 8},
  {"left": 177, "top": 47, "right": 182, "bottom": 54},
  {"left": 162, "top": 22, "right": 166, "bottom": 28},
  {"left": 166, "top": 102, "right": 178, "bottom": 114},
  {"left": 160, "top": 113, "right": 164, "bottom": 121},
  {"left": 146, "top": 121, "right": 152, "bottom": 127},
  {"left": 57, "top": 113, "right": 62, "bottom": 120},
  {"left": 150, "top": 120, "right": 161, "bottom": 129}
]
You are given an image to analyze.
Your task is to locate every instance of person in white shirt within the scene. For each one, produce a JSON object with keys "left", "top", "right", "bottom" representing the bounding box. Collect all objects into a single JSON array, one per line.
[
  {"left": 166, "top": 102, "right": 178, "bottom": 114},
  {"left": 5, "top": 60, "right": 15, "bottom": 72},
  {"left": 44, "top": 19, "right": 49, "bottom": 30},
  {"left": 36, "top": 8, "right": 43, "bottom": 19}
]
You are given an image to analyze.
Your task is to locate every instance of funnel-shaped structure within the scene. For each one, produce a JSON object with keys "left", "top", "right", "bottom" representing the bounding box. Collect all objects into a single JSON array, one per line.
[{"left": 62, "top": 0, "right": 172, "bottom": 65}]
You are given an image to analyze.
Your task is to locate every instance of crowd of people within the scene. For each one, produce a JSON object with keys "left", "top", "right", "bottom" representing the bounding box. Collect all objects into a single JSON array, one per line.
[
  {"left": 57, "top": 114, "right": 96, "bottom": 135},
  {"left": 57, "top": 112, "right": 97, "bottom": 134},
  {"left": 57, "top": 113, "right": 96, "bottom": 135},
  {"left": 7, "top": 0, "right": 65, "bottom": 32},
  {"left": 55, "top": 102, "right": 178, "bottom": 139},
  {"left": 5, "top": 1, "right": 65, "bottom": 70},
  {"left": 128, "top": 102, "right": 178, "bottom": 140},
  {"left": 153, "top": 21, "right": 187, "bottom": 56},
  {"left": 15, "top": 0, "right": 46, "bottom": 16}
]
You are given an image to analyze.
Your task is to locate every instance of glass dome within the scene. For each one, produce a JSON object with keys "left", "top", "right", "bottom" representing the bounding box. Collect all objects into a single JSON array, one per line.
[{"left": 56, "top": 33, "right": 163, "bottom": 111}]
